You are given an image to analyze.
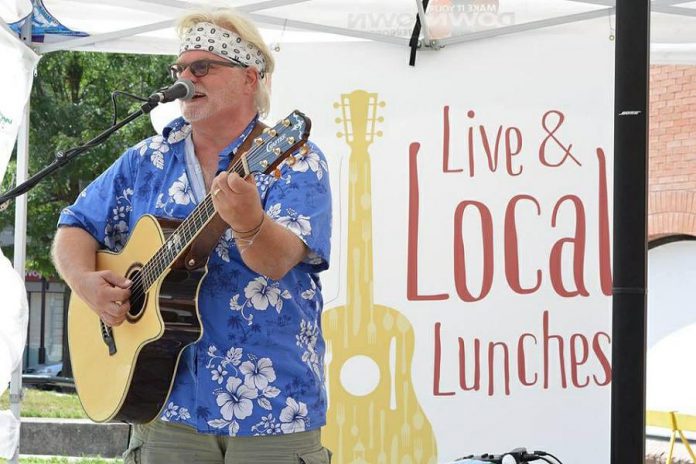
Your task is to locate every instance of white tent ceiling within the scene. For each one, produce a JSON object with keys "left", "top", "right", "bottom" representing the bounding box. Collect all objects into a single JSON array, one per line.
[
  {"left": 3, "top": 0, "right": 696, "bottom": 63},
  {"left": 1, "top": 0, "right": 692, "bottom": 461}
]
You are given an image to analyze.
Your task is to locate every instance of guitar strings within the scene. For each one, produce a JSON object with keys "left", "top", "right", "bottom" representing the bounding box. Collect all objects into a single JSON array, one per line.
[
  {"left": 124, "top": 158, "right": 243, "bottom": 303},
  {"left": 128, "top": 141, "right": 287, "bottom": 299},
  {"left": 122, "top": 131, "right": 304, "bottom": 305}
]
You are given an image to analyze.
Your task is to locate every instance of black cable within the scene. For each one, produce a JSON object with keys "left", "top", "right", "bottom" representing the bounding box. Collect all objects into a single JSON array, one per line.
[
  {"left": 534, "top": 451, "right": 563, "bottom": 464},
  {"left": 110, "top": 90, "right": 149, "bottom": 126},
  {"left": 408, "top": 0, "right": 430, "bottom": 66},
  {"left": 535, "top": 456, "right": 554, "bottom": 464}
]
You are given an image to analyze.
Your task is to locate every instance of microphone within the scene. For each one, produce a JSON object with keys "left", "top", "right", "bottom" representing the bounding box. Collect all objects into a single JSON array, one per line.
[{"left": 148, "top": 79, "right": 194, "bottom": 103}]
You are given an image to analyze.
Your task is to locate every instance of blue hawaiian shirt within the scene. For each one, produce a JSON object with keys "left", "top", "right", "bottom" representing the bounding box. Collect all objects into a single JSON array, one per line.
[{"left": 58, "top": 116, "right": 332, "bottom": 437}]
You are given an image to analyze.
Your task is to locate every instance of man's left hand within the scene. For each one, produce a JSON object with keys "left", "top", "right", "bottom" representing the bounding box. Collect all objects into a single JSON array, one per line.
[{"left": 211, "top": 171, "right": 265, "bottom": 232}]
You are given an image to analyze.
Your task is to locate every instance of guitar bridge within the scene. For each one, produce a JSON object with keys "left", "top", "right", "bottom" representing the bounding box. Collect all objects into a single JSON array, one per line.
[{"left": 100, "top": 321, "right": 117, "bottom": 355}]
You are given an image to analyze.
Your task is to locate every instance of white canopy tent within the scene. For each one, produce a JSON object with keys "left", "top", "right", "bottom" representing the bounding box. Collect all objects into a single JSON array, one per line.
[
  {"left": 1, "top": 0, "right": 696, "bottom": 61},
  {"left": 2, "top": 0, "right": 696, "bottom": 462}
]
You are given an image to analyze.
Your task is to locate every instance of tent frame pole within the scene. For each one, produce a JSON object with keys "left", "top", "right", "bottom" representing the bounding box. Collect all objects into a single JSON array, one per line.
[
  {"left": 8, "top": 12, "right": 33, "bottom": 464},
  {"left": 414, "top": 0, "right": 433, "bottom": 47},
  {"left": 249, "top": 14, "right": 410, "bottom": 46},
  {"left": 437, "top": 8, "right": 614, "bottom": 46},
  {"left": 35, "top": 0, "right": 312, "bottom": 54}
]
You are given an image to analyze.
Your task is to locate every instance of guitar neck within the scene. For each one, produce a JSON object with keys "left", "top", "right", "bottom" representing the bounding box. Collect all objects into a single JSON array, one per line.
[{"left": 139, "top": 185, "right": 224, "bottom": 290}]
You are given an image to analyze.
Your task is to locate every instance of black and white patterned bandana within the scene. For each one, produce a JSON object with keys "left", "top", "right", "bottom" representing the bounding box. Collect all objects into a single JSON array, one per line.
[{"left": 180, "top": 22, "right": 267, "bottom": 76}]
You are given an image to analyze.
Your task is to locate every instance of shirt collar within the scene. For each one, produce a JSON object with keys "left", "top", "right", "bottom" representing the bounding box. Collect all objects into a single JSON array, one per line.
[{"left": 161, "top": 115, "right": 259, "bottom": 164}]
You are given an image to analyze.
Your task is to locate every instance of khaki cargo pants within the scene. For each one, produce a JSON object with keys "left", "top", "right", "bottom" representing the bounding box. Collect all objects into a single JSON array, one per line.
[{"left": 123, "top": 420, "right": 332, "bottom": 464}]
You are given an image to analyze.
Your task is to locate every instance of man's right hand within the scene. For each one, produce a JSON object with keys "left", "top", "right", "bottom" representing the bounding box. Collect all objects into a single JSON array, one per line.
[{"left": 76, "top": 270, "right": 132, "bottom": 327}]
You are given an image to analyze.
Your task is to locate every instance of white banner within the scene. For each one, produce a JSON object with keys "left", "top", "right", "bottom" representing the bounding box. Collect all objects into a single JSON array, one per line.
[
  {"left": 271, "top": 17, "right": 614, "bottom": 464},
  {"left": 0, "top": 21, "right": 39, "bottom": 185}
]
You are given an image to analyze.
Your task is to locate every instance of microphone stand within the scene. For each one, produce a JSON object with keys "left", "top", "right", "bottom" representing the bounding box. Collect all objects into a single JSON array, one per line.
[{"left": 0, "top": 98, "right": 160, "bottom": 211}]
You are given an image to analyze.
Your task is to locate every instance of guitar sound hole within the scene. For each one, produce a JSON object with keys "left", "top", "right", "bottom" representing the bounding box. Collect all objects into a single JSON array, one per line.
[{"left": 126, "top": 268, "right": 147, "bottom": 322}]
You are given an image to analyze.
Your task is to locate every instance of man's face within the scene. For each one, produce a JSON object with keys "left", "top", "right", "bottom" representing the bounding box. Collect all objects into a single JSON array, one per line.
[{"left": 175, "top": 50, "right": 253, "bottom": 123}]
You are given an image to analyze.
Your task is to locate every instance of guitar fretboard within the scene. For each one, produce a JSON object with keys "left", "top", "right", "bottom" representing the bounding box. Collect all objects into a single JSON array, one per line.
[{"left": 139, "top": 162, "right": 246, "bottom": 290}]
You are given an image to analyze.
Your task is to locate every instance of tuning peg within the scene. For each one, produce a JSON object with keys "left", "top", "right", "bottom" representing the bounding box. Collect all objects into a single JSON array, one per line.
[
  {"left": 336, "top": 132, "right": 344, "bottom": 138},
  {"left": 335, "top": 117, "right": 342, "bottom": 124},
  {"left": 282, "top": 119, "right": 291, "bottom": 127},
  {"left": 286, "top": 156, "right": 296, "bottom": 166},
  {"left": 287, "top": 136, "right": 295, "bottom": 145},
  {"left": 376, "top": 131, "right": 383, "bottom": 137},
  {"left": 377, "top": 117, "right": 384, "bottom": 123},
  {"left": 254, "top": 137, "right": 263, "bottom": 145},
  {"left": 269, "top": 129, "right": 277, "bottom": 137},
  {"left": 263, "top": 127, "right": 271, "bottom": 134},
  {"left": 333, "top": 102, "right": 340, "bottom": 109},
  {"left": 299, "top": 145, "right": 309, "bottom": 155},
  {"left": 378, "top": 101, "right": 386, "bottom": 107},
  {"left": 273, "top": 168, "right": 282, "bottom": 178}
]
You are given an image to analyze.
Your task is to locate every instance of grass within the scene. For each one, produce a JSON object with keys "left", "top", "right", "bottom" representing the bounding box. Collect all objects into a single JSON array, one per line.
[
  {"left": 0, "top": 389, "right": 123, "bottom": 463},
  {"left": 0, "top": 388, "right": 87, "bottom": 419}
]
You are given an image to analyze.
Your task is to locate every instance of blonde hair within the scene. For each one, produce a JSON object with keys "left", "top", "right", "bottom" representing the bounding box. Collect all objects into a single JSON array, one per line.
[{"left": 177, "top": 9, "right": 275, "bottom": 117}]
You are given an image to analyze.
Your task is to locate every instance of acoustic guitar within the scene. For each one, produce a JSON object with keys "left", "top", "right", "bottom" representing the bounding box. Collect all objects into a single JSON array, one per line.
[
  {"left": 322, "top": 91, "right": 437, "bottom": 463},
  {"left": 67, "top": 111, "right": 311, "bottom": 423}
]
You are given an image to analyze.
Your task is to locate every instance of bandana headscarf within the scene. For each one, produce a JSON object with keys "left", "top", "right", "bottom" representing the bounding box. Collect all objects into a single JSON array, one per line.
[{"left": 180, "top": 22, "right": 267, "bottom": 76}]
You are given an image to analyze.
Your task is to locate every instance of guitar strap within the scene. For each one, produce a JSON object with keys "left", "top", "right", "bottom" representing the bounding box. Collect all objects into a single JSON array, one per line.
[{"left": 178, "top": 120, "right": 269, "bottom": 271}]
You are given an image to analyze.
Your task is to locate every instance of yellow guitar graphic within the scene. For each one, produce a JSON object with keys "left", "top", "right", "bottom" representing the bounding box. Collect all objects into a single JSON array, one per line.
[{"left": 322, "top": 91, "right": 437, "bottom": 463}]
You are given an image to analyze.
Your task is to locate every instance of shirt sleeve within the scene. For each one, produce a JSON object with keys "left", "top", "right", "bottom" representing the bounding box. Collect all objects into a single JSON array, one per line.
[
  {"left": 57, "top": 148, "right": 137, "bottom": 252},
  {"left": 260, "top": 140, "right": 332, "bottom": 273}
]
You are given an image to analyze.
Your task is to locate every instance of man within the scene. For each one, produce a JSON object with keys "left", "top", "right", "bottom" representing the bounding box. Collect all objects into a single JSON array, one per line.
[{"left": 52, "top": 9, "right": 332, "bottom": 464}]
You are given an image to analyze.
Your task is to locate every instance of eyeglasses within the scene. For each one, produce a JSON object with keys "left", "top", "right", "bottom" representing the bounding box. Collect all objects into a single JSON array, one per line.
[{"left": 169, "top": 59, "right": 248, "bottom": 80}]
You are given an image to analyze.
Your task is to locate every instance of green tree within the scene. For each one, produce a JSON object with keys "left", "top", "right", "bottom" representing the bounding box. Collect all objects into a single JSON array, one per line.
[{"left": 0, "top": 51, "right": 175, "bottom": 277}]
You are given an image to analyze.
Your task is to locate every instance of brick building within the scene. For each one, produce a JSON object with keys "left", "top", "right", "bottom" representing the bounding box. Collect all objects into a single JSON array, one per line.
[
  {"left": 649, "top": 65, "right": 696, "bottom": 241},
  {"left": 645, "top": 64, "right": 696, "bottom": 420}
]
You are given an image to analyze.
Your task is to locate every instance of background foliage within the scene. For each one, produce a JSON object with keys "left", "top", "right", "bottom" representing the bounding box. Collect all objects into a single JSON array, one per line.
[{"left": 1, "top": 51, "right": 174, "bottom": 277}]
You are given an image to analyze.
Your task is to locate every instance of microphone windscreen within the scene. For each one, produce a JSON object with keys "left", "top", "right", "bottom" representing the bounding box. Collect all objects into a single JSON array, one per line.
[{"left": 175, "top": 79, "right": 194, "bottom": 101}]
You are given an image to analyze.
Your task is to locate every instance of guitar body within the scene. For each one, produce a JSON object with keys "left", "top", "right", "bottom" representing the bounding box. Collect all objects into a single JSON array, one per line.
[{"left": 68, "top": 214, "right": 203, "bottom": 423}]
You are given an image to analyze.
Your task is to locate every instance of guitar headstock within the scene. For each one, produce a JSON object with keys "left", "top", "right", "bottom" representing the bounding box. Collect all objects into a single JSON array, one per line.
[
  {"left": 242, "top": 110, "right": 312, "bottom": 175},
  {"left": 334, "top": 90, "right": 385, "bottom": 150}
]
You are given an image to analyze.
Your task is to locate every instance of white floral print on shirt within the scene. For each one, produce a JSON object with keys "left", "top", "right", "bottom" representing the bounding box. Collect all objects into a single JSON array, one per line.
[
  {"left": 267, "top": 203, "right": 312, "bottom": 238},
  {"left": 104, "top": 188, "right": 133, "bottom": 251},
  {"left": 296, "top": 319, "right": 322, "bottom": 380},
  {"left": 207, "top": 346, "right": 283, "bottom": 436},
  {"left": 169, "top": 172, "right": 195, "bottom": 205},
  {"left": 135, "top": 135, "right": 169, "bottom": 170},
  {"left": 290, "top": 150, "right": 328, "bottom": 180},
  {"left": 156, "top": 172, "right": 197, "bottom": 215},
  {"left": 229, "top": 277, "right": 292, "bottom": 325},
  {"left": 161, "top": 402, "right": 191, "bottom": 422},
  {"left": 279, "top": 398, "right": 309, "bottom": 433}
]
